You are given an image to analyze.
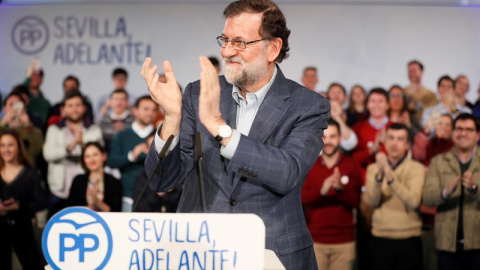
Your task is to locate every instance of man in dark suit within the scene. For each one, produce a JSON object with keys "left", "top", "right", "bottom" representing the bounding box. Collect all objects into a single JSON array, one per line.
[{"left": 142, "top": 0, "right": 330, "bottom": 269}]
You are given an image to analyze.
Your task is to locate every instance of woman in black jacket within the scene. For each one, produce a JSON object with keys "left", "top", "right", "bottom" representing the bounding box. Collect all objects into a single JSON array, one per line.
[
  {"left": 68, "top": 142, "right": 122, "bottom": 212},
  {"left": 0, "top": 130, "right": 45, "bottom": 270}
]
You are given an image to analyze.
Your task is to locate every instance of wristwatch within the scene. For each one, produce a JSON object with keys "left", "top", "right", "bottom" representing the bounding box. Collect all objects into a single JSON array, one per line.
[
  {"left": 469, "top": 184, "right": 478, "bottom": 194},
  {"left": 215, "top": 124, "right": 232, "bottom": 142},
  {"left": 387, "top": 177, "right": 394, "bottom": 185}
]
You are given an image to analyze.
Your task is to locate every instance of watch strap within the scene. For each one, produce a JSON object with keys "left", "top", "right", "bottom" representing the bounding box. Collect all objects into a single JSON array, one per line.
[{"left": 215, "top": 134, "right": 224, "bottom": 142}]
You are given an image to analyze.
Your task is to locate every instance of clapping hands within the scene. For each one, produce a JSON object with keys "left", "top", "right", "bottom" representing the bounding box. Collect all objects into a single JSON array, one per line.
[
  {"left": 320, "top": 167, "right": 342, "bottom": 195},
  {"left": 141, "top": 58, "right": 182, "bottom": 117}
]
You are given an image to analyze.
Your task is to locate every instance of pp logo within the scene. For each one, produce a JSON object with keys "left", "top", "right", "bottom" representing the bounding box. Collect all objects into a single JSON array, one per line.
[
  {"left": 11, "top": 15, "right": 49, "bottom": 55},
  {"left": 42, "top": 207, "right": 113, "bottom": 270}
]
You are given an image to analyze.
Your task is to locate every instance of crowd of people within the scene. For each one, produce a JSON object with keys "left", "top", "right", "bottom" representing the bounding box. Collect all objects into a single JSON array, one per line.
[
  {"left": 0, "top": 57, "right": 479, "bottom": 270},
  {"left": 301, "top": 60, "right": 480, "bottom": 270},
  {"left": 0, "top": 64, "right": 188, "bottom": 269}
]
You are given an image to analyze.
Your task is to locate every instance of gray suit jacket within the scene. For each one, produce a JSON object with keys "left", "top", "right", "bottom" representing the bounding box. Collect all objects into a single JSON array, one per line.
[{"left": 145, "top": 67, "right": 330, "bottom": 269}]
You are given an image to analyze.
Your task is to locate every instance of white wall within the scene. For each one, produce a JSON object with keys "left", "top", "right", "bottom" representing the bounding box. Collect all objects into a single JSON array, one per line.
[{"left": 1, "top": 3, "right": 479, "bottom": 112}]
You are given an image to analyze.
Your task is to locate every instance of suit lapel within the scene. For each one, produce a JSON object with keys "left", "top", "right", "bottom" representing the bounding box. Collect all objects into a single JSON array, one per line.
[
  {"left": 444, "top": 149, "right": 480, "bottom": 175},
  {"left": 444, "top": 151, "right": 461, "bottom": 176},
  {"left": 220, "top": 81, "right": 237, "bottom": 129},
  {"left": 468, "top": 150, "right": 480, "bottom": 174},
  {"left": 231, "top": 68, "right": 291, "bottom": 189},
  {"left": 248, "top": 68, "right": 291, "bottom": 143},
  {"left": 218, "top": 80, "right": 237, "bottom": 191},
  {"left": 218, "top": 68, "right": 291, "bottom": 139}
]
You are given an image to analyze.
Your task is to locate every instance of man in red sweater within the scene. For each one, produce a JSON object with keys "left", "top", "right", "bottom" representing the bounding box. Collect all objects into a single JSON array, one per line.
[
  {"left": 352, "top": 88, "right": 393, "bottom": 169},
  {"left": 302, "top": 119, "right": 363, "bottom": 270}
]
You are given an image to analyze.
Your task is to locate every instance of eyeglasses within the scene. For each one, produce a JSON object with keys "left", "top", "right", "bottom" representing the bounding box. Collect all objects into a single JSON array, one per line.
[
  {"left": 216, "top": 36, "right": 269, "bottom": 51},
  {"left": 454, "top": 127, "right": 477, "bottom": 133}
]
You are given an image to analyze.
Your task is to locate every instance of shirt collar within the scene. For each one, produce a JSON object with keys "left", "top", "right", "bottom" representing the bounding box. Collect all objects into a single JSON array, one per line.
[
  {"left": 131, "top": 121, "right": 154, "bottom": 139},
  {"left": 388, "top": 155, "right": 407, "bottom": 170},
  {"left": 454, "top": 146, "right": 477, "bottom": 164},
  {"left": 109, "top": 110, "right": 130, "bottom": 121},
  {"left": 368, "top": 116, "right": 389, "bottom": 130},
  {"left": 231, "top": 66, "right": 277, "bottom": 105},
  {"left": 319, "top": 153, "right": 344, "bottom": 168}
]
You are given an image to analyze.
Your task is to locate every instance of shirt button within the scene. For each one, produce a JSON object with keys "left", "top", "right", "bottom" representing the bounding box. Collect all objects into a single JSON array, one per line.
[{"left": 230, "top": 199, "right": 237, "bottom": 206}]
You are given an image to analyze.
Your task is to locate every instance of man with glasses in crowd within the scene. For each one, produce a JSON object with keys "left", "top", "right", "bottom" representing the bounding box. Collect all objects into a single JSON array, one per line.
[
  {"left": 141, "top": 0, "right": 330, "bottom": 268},
  {"left": 423, "top": 113, "right": 480, "bottom": 270}
]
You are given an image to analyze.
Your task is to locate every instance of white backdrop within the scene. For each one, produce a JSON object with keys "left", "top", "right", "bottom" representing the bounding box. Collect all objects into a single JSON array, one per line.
[{"left": 1, "top": 2, "right": 479, "bottom": 112}]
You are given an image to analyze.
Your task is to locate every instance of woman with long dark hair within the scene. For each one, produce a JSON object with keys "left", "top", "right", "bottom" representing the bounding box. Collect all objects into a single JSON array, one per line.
[
  {"left": 68, "top": 142, "right": 122, "bottom": 212},
  {"left": 388, "top": 85, "right": 422, "bottom": 138},
  {"left": 346, "top": 85, "right": 369, "bottom": 127},
  {"left": 0, "top": 130, "right": 45, "bottom": 270}
]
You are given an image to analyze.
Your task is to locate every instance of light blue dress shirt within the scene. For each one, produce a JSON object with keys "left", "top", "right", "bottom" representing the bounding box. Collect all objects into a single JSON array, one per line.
[
  {"left": 421, "top": 103, "right": 472, "bottom": 137},
  {"left": 368, "top": 116, "right": 389, "bottom": 130},
  {"left": 422, "top": 103, "right": 472, "bottom": 128},
  {"left": 220, "top": 67, "right": 277, "bottom": 159}
]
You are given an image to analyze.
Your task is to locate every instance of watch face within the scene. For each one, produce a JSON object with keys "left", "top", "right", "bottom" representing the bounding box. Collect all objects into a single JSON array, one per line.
[{"left": 218, "top": 125, "right": 232, "bottom": 138}]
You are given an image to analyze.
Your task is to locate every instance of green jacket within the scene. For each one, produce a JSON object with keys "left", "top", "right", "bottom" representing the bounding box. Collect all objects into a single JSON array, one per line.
[
  {"left": 28, "top": 91, "right": 51, "bottom": 125},
  {"left": 107, "top": 127, "right": 147, "bottom": 198},
  {"left": 423, "top": 149, "right": 480, "bottom": 252}
]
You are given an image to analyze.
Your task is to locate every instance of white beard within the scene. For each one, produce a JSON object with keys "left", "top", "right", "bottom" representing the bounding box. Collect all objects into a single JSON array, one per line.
[{"left": 223, "top": 47, "right": 268, "bottom": 89}]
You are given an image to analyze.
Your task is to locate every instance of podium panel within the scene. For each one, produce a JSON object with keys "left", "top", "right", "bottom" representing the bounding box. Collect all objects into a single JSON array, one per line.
[{"left": 42, "top": 207, "right": 267, "bottom": 270}]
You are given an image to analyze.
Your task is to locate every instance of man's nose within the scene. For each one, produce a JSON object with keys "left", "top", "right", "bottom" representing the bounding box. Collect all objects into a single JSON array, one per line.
[{"left": 221, "top": 42, "right": 238, "bottom": 58}]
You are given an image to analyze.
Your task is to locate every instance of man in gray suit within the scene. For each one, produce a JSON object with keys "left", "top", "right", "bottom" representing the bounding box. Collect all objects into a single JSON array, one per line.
[{"left": 141, "top": 0, "right": 330, "bottom": 268}]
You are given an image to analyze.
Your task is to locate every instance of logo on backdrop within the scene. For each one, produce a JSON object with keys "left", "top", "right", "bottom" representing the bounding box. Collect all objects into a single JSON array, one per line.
[
  {"left": 11, "top": 15, "right": 49, "bottom": 55},
  {"left": 10, "top": 14, "right": 151, "bottom": 64},
  {"left": 42, "top": 207, "right": 113, "bottom": 270}
]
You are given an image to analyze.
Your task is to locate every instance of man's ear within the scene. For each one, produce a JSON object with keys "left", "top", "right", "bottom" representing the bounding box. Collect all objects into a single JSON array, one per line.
[{"left": 267, "top": 37, "right": 282, "bottom": 63}]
